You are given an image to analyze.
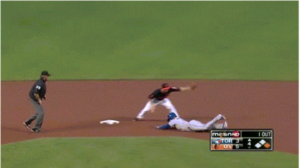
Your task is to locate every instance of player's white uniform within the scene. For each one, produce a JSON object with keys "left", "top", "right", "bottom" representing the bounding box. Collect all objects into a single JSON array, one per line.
[
  {"left": 168, "top": 115, "right": 225, "bottom": 131},
  {"left": 137, "top": 98, "right": 179, "bottom": 119}
]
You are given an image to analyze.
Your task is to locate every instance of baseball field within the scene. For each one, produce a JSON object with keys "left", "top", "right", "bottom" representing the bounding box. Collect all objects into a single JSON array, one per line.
[{"left": 1, "top": 1, "right": 298, "bottom": 168}]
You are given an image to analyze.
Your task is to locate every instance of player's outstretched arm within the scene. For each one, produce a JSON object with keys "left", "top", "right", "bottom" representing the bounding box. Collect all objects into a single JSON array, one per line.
[
  {"left": 179, "top": 82, "right": 198, "bottom": 91},
  {"left": 155, "top": 124, "right": 171, "bottom": 130},
  {"left": 179, "top": 86, "right": 191, "bottom": 91}
]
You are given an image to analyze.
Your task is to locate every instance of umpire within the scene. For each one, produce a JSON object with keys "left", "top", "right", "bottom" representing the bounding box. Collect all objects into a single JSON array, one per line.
[{"left": 23, "top": 70, "right": 51, "bottom": 133}]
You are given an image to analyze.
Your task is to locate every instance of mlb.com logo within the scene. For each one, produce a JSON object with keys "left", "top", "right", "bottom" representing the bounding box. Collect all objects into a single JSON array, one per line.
[{"left": 211, "top": 130, "right": 240, "bottom": 138}]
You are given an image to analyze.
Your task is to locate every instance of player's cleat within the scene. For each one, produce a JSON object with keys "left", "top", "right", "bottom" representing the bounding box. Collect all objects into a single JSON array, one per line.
[
  {"left": 216, "top": 114, "right": 226, "bottom": 120},
  {"left": 31, "top": 128, "right": 41, "bottom": 133},
  {"left": 133, "top": 118, "right": 140, "bottom": 121},
  {"left": 23, "top": 122, "right": 31, "bottom": 130},
  {"left": 133, "top": 116, "right": 144, "bottom": 121},
  {"left": 220, "top": 115, "right": 226, "bottom": 120}
]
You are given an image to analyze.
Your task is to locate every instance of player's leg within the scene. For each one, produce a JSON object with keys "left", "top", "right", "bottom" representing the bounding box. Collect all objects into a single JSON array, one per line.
[
  {"left": 212, "top": 121, "right": 228, "bottom": 129},
  {"left": 136, "top": 100, "right": 157, "bottom": 119},
  {"left": 202, "top": 114, "right": 225, "bottom": 130},
  {"left": 189, "top": 115, "right": 225, "bottom": 131},
  {"left": 188, "top": 120, "right": 205, "bottom": 131},
  {"left": 161, "top": 98, "right": 180, "bottom": 117}
]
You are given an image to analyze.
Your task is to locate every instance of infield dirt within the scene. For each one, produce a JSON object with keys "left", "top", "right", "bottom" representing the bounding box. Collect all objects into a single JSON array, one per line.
[{"left": 1, "top": 80, "right": 298, "bottom": 154}]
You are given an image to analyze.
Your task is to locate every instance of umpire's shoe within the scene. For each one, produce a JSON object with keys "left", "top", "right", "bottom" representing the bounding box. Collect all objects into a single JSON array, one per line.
[
  {"left": 23, "top": 122, "right": 31, "bottom": 130},
  {"left": 31, "top": 128, "right": 41, "bottom": 133}
]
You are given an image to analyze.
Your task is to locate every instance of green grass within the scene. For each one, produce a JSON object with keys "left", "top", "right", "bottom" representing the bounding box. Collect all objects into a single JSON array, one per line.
[
  {"left": 1, "top": 137, "right": 298, "bottom": 168},
  {"left": 1, "top": 1, "right": 298, "bottom": 81}
]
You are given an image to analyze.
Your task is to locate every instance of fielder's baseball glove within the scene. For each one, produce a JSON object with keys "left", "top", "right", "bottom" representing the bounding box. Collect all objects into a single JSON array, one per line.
[{"left": 190, "top": 82, "right": 198, "bottom": 90}]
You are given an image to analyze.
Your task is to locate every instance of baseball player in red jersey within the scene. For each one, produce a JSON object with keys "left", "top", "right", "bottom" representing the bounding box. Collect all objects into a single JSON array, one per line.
[{"left": 134, "top": 82, "right": 197, "bottom": 120}]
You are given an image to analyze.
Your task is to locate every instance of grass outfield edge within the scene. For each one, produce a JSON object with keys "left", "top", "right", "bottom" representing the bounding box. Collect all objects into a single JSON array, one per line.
[
  {"left": 2, "top": 136, "right": 298, "bottom": 156},
  {"left": 1, "top": 136, "right": 205, "bottom": 146}
]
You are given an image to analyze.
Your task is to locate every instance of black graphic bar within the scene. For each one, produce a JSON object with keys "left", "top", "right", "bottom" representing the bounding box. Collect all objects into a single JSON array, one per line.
[{"left": 210, "top": 129, "right": 273, "bottom": 151}]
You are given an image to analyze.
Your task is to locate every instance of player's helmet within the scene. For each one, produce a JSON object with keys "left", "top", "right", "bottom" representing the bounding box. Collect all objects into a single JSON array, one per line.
[
  {"left": 162, "top": 83, "right": 169, "bottom": 88},
  {"left": 167, "top": 112, "right": 177, "bottom": 121}
]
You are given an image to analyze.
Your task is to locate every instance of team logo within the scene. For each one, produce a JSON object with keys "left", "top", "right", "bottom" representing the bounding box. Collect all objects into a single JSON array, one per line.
[{"left": 212, "top": 139, "right": 223, "bottom": 144}]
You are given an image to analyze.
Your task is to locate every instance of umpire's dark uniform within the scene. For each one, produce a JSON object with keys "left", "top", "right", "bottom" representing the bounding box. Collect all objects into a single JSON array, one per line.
[{"left": 23, "top": 71, "right": 50, "bottom": 133}]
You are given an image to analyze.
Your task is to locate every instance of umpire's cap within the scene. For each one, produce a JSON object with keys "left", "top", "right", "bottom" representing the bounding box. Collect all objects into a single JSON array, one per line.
[{"left": 41, "top": 70, "right": 51, "bottom": 76}]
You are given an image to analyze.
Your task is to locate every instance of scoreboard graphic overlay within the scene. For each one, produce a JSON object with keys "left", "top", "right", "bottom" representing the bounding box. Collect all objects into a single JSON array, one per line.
[{"left": 210, "top": 129, "right": 273, "bottom": 151}]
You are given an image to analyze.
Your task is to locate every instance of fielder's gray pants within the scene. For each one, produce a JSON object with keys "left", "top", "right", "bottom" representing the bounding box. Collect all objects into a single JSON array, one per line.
[{"left": 25, "top": 98, "right": 44, "bottom": 129}]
